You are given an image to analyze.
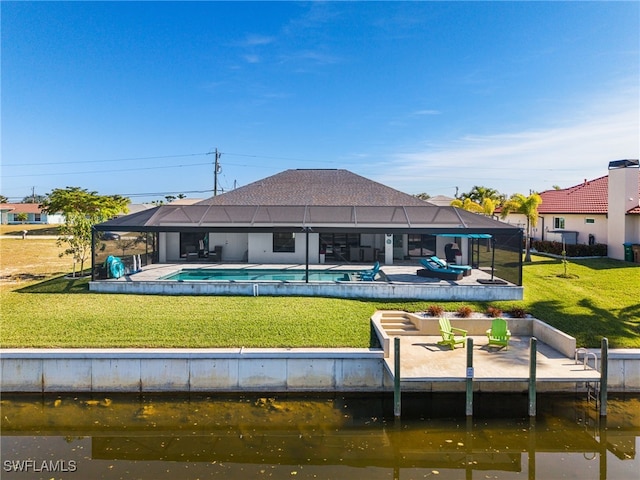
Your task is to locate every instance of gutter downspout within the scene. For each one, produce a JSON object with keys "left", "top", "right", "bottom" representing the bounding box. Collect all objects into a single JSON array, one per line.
[{"left": 91, "top": 227, "right": 96, "bottom": 281}]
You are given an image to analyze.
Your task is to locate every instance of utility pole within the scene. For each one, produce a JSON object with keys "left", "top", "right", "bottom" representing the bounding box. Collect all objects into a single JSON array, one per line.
[{"left": 213, "top": 148, "right": 221, "bottom": 196}]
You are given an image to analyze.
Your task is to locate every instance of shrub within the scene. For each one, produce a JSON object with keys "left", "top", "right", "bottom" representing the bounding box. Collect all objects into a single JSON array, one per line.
[
  {"left": 486, "top": 306, "right": 503, "bottom": 318},
  {"left": 531, "top": 240, "right": 607, "bottom": 257},
  {"left": 426, "top": 304, "right": 445, "bottom": 317},
  {"left": 508, "top": 306, "right": 528, "bottom": 318},
  {"left": 456, "top": 305, "right": 473, "bottom": 318}
]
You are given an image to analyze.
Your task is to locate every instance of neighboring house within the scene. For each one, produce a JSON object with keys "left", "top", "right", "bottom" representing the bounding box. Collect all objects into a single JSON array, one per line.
[
  {"left": 426, "top": 194, "right": 455, "bottom": 207},
  {"left": 167, "top": 198, "right": 204, "bottom": 206},
  {"left": 95, "top": 169, "right": 523, "bottom": 283},
  {"left": 0, "top": 203, "right": 64, "bottom": 225},
  {"left": 501, "top": 160, "right": 640, "bottom": 261},
  {"left": 115, "top": 204, "right": 157, "bottom": 217}
]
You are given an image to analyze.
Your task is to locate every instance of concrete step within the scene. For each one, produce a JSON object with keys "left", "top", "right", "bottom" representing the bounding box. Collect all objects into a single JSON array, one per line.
[
  {"left": 380, "top": 316, "right": 413, "bottom": 323},
  {"left": 384, "top": 329, "right": 423, "bottom": 336},
  {"left": 381, "top": 321, "right": 417, "bottom": 329},
  {"left": 380, "top": 317, "right": 419, "bottom": 335}
]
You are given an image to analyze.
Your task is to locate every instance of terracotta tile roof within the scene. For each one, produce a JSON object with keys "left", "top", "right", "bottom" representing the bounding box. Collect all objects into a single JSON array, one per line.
[
  {"left": 0, "top": 203, "right": 43, "bottom": 214},
  {"left": 495, "top": 167, "right": 640, "bottom": 215},
  {"left": 197, "top": 169, "right": 430, "bottom": 207},
  {"left": 538, "top": 176, "right": 609, "bottom": 214}
]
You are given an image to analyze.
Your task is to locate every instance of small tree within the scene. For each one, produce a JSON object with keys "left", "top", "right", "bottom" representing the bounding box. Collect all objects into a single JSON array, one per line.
[
  {"left": 40, "top": 187, "right": 129, "bottom": 275},
  {"left": 15, "top": 212, "right": 28, "bottom": 224},
  {"left": 500, "top": 192, "right": 542, "bottom": 262},
  {"left": 0, "top": 195, "right": 9, "bottom": 203},
  {"left": 115, "top": 234, "right": 144, "bottom": 256}
]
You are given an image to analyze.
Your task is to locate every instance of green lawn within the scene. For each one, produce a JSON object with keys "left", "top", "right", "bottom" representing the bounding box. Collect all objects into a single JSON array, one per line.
[{"left": 1, "top": 236, "right": 638, "bottom": 348}]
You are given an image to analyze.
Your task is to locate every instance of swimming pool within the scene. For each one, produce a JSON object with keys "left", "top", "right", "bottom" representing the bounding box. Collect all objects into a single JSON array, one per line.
[{"left": 160, "top": 268, "right": 361, "bottom": 282}]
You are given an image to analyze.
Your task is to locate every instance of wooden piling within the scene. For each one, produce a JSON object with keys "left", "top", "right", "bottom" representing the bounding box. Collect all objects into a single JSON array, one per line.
[
  {"left": 600, "top": 337, "right": 608, "bottom": 417},
  {"left": 394, "top": 337, "right": 401, "bottom": 418},
  {"left": 528, "top": 337, "right": 537, "bottom": 416},
  {"left": 465, "top": 337, "right": 473, "bottom": 416}
]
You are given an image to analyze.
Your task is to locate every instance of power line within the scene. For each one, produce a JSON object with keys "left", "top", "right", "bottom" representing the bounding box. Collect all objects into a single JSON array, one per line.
[
  {"left": 223, "top": 151, "right": 339, "bottom": 165},
  {"left": 120, "top": 189, "right": 214, "bottom": 198},
  {"left": 3, "top": 189, "right": 215, "bottom": 202},
  {"left": 3, "top": 162, "right": 212, "bottom": 178},
  {"left": 2, "top": 152, "right": 211, "bottom": 167}
]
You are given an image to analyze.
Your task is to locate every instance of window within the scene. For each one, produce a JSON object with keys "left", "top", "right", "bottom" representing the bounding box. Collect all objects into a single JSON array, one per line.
[
  {"left": 554, "top": 217, "right": 565, "bottom": 229},
  {"left": 319, "top": 233, "right": 360, "bottom": 260},
  {"left": 34, "top": 213, "right": 41, "bottom": 222},
  {"left": 585, "top": 218, "right": 595, "bottom": 224},
  {"left": 408, "top": 234, "right": 436, "bottom": 257},
  {"left": 180, "top": 232, "right": 202, "bottom": 257},
  {"left": 273, "top": 232, "right": 295, "bottom": 253}
]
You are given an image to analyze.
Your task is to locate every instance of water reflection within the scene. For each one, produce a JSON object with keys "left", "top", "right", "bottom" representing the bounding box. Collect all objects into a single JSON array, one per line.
[{"left": 1, "top": 393, "right": 638, "bottom": 479}]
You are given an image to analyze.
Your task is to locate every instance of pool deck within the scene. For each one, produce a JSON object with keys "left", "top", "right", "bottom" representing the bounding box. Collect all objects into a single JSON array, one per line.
[{"left": 90, "top": 262, "right": 524, "bottom": 301}]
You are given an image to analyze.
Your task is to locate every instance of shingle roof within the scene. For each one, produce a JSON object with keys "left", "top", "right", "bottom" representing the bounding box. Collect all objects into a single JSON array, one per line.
[
  {"left": 197, "top": 169, "right": 430, "bottom": 207},
  {"left": 98, "top": 169, "right": 521, "bottom": 234}
]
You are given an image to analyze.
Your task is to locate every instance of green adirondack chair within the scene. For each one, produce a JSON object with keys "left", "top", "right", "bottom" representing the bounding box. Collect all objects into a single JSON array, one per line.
[
  {"left": 486, "top": 318, "right": 511, "bottom": 350},
  {"left": 437, "top": 317, "right": 467, "bottom": 350}
]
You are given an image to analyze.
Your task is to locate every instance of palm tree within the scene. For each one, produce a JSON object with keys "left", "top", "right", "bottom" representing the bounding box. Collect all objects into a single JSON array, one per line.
[
  {"left": 481, "top": 197, "right": 496, "bottom": 216},
  {"left": 450, "top": 197, "right": 496, "bottom": 216},
  {"left": 461, "top": 185, "right": 505, "bottom": 204},
  {"left": 450, "top": 197, "right": 484, "bottom": 213},
  {"left": 500, "top": 193, "right": 542, "bottom": 262}
]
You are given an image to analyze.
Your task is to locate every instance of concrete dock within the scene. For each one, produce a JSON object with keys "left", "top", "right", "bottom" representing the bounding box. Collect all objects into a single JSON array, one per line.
[
  {"left": 372, "top": 311, "right": 602, "bottom": 392},
  {"left": 385, "top": 335, "right": 601, "bottom": 384}
]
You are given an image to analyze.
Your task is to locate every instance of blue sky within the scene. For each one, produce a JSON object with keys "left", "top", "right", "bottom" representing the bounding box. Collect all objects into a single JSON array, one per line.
[{"left": 2, "top": 1, "right": 638, "bottom": 203}]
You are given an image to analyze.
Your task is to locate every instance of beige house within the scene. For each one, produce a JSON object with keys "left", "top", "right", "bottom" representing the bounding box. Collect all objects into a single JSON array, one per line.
[
  {"left": 502, "top": 160, "right": 640, "bottom": 261},
  {"left": 95, "top": 169, "right": 524, "bottom": 284}
]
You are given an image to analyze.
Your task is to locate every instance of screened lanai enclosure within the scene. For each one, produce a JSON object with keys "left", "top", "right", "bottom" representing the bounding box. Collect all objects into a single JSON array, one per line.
[{"left": 92, "top": 204, "right": 524, "bottom": 286}]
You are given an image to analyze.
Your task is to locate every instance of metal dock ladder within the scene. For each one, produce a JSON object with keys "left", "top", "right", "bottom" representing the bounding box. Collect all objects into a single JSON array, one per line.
[{"left": 575, "top": 347, "right": 600, "bottom": 407}]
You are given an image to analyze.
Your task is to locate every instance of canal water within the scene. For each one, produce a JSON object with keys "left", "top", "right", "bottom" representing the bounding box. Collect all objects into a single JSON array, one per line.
[{"left": 1, "top": 393, "right": 638, "bottom": 479}]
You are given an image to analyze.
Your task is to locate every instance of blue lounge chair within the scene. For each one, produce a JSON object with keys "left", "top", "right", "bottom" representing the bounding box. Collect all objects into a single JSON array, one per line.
[
  {"left": 359, "top": 261, "right": 380, "bottom": 281},
  {"left": 418, "top": 258, "right": 463, "bottom": 281},
  {"left": 429, "top": 256, "right": 472, "bottom": 276}
]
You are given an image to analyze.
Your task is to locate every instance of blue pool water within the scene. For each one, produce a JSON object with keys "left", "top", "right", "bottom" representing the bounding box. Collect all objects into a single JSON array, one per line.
[{"left": 161, "top": 268, "right": 360, "bottom": 282}]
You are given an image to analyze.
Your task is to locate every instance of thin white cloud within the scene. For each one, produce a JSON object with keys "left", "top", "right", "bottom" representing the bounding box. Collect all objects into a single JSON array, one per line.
[
  {"left": 243, "top": 54, "right": 260, "bottom": 64},
  {"left": 412, "top": 109, "right": 441, "bottom": 116},
  {"left": 378, "top": 89, "right": 639, "bottom": 196},
  {"left": 241, "top": 34, "right": 275, "bottom": 47},
  {"left": 279, "top": 50, "right": 342, "bottom": 66}
]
